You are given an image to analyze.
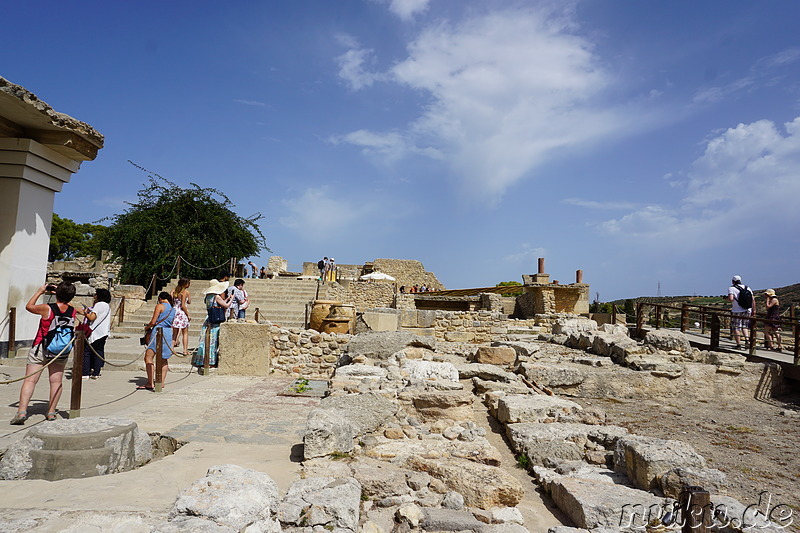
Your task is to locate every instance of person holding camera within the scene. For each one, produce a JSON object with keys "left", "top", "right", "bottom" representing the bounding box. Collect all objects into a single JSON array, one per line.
[{"left": 11, "top": 282, "right": 85, "bottom": 424}]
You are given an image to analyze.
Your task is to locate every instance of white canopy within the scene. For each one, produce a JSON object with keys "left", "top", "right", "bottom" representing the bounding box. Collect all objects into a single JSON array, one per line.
[{"left": 359, "top": 272, "right": 396, "bottom": 281}]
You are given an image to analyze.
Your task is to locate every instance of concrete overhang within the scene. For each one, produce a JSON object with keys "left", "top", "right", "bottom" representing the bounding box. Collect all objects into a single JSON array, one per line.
[{"left": 0, "top": 76, "right": 104, "bottom": 162}]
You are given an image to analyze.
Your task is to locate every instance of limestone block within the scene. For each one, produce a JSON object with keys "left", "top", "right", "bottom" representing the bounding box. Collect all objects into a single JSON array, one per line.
[
  {"left": 279, "top": 476, "right": 362, "bottom": 530},
  {"left": 408, "top": 457, "right": 525, "bottom": 508},
  {"left": 445, "top": 331, "right": 475, "bottom": 342},
  {"left": 591, "top": 332, "right": 637, "bottom": 358},
  {"left": 552, "top": 318, "right": 598, "bottom": 337},
  {"left": 170, "top": 464, "right": 279, "bottom": 531},
  {"left": 614, "top": 435, "right": 706, "bottom": 491},
  {"left": 519, "top": 363, "right": 586, "bottom": 388},
  {"left": 218, "top": 323, "right": 271, "bottom": 376},
  {"left": 506, "top": 423, "right": 628, "bottom": 467},
  {"left": 399, "top": 309, "right": 418, "bottom": 327},
  {"left": 659, "top": 466, "right": 727, "bottom": 498},
  {"left": 335, "top": 364, "right": 388, "bottom": 379},
  {"left": 403, "top": 360, "right": 459, "bottom": 382},
  {"left": 303, "top": 393, "right": 395, "bottom": 459},
  {"left": 550, "top": 477, "right": 665, "bottom": 530},
  {"left": 409, "top": 389, "right": 474, "bottom": 422},
  {"left": 157, "top": 516, "right": 237, "bottom": 532},
  {"left": 627, "top": 358, "right": 685, "bottom": 378},
  {"left": 113, "top": 284, "right": 146, "bottom": 300},
  {"left": 458, "top": 363, "right": 519, "bottom": 383},
  {"left": 599, "top": 323, "right": 629, "bottom": 336},
  {"left": 358, "top": 312, "right": 399, "bottom": 332},
  {"left": 365, "top": 437, "right": 501, "bottom": 465},
  {"left": 346, "top": 331, "right": 436, "bottom": 360},
  {"left": 417, "top": 310, "right": 437, "bottom": 328},
  {"left": 473, "top": 346, "right": 517, "bottom": 366},
  {"left": 644, "top": 330, "right": 692, "bottom": 353},
  {"left": 351, "top": 461, "right": 412, "bottom": 499},
  {"left": 496, "top": 395, "right": 584, "bottom": 424}
]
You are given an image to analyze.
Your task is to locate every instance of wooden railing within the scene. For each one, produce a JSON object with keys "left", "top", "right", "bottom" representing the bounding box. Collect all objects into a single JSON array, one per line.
[{"left": 636, "top": 302, "right": 799, "bottom": 364}]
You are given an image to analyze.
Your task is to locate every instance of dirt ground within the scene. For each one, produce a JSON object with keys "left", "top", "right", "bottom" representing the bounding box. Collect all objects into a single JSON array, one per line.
[{"left": 576, "top": 391, "right": 800, "bottom": 532}]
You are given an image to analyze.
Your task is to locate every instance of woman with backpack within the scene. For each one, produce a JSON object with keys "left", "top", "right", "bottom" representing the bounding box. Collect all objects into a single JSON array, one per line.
[{"left": 12, "top": 282, "right": 85, "bottom": 424}]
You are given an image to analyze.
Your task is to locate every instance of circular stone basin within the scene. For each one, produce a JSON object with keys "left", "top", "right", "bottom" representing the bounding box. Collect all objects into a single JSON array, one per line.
[{"left": 0, "top": 416, "right": 152, "bottom": 481}]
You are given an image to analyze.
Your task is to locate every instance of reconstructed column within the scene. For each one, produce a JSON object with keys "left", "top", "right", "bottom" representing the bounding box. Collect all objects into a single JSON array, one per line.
[{"left": 0, "top": 78, "right": 103, "bottom": 356}]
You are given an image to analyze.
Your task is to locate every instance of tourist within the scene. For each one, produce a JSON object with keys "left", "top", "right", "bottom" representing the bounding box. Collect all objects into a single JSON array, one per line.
[
  {"left": 399, "top": 285, "right": 406, "bottom": 294},
  {"left": 82, "top": 288, "right": 112, "bottom": 380},
  {"left": 194, "top": 279, "right": 232, "bottom": 368},
  {"left": 11, "top": 282, "right": 85, "bottom": 424},
  {"left": 140, "top": 292, "right": 176, "bottom": 391},
  {"left": 248, "top": 261, "right": 257, "bottom": 278},
  {"left": 318, "top": 257, "right": 327, "bottom": 279},
  {"left": 764, "top": 289, "right": 783, "bottom": 351},
  {"left": 727, "top": 275, "right": 755, "bottom": 349},
  {"left": 171, "top": 278, "right": 191, "bottom": 353},
  {"left": 230, "top": 278, "right": 248, "bottom": 320},
  {"left": 260, "top": 266, "right": 267, "bottom": 279}
]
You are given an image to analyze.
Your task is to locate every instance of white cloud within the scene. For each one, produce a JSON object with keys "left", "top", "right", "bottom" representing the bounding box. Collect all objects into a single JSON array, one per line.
[
  {"left": 386, "top": 0, "right": 429, "bottom": 21},
  {"left": 233, "top": 99, "right": 268, "bottom": 107},
  {"left": 328, "top": 129, "right": 409, "bottom": 161},
  {"left": 279, "top": 187, "right": 378, "bottom": 236},
  {"left": 598, "top": 117, "right": 800, "bottom": 249},
  {"left": 335, "top": 38, "right": 387, "bottom": 90},
  {"left": 562, "top": 198, "right": 638, "bottom": 210},
  {"left": 503, "top": 243, "right": 548, "bottom": 264},
  {"left": 335, "top": 7, "right": 634, "bottom": 202}
]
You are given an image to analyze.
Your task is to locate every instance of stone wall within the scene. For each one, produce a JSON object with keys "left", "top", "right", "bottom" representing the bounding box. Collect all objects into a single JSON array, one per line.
[
  {"left": 47, "top": 252, "right": 122, "bottom": 291},
  {"left": 323, "top": 281, "right": 396, "bottom": 310},
  {"left": 268, "top": 325, "right": 351, "bottom": 378},
  {"left": 432, "top": 310, "right": 509, "bottom": 343},
  {"left": 372, "top": 258, "right": 443, "bottom": 290}
]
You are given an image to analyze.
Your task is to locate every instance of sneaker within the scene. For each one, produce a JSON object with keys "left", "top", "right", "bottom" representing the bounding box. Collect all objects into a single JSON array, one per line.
[
  {"left": 10, "top": 412, "right": 27, "bottom": 425},
  {"left": 90, "top": 376, "right": 99, "bottom": 380},
  {"left": 82, "top": 376, "right": 90, "bottom": 380}
]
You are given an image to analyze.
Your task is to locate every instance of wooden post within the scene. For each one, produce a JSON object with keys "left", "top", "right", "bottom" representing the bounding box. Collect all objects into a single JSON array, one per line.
[
  {"left": 680, "top": 486, "right": 710, "bottom": 533},
  {"left": 254, "top": 307, "right": 260, "bottom": 322},
  {"left": 612, "top": 305, "right": 617, "bottom": 325},
  {"left": 201, "top": 326, "right": 211, "bottom": 376},
  {"left": 8, "top": 307, "right": 16, "bottom": 356},
  {"left": 749, "top": 317, "right": 756, "bottom": 356},
  {"left": 680, "top": 304, "right": 688, "bottom": 333},
  {"left": 710, "top": 314, "right": 720, "bottom": 349},
  {"left": 656, "top": 306, "right": 662, "bottom": 330},
  {"left": 701, "top": 308, "right": 706, "bottom": 334},
  {"left": 70, "top": 330, "right": 86, "bottom": 419},
  {"left": 636, "top": 302, "right": 644, "bottom": 337},
  {"left": 794, "top": 323, "right": 799, "bottom": 366},
  {"left": 119, "top": 297, "right": 126, "bottom": 325},
  {"left": 150, "top": 273, "right": 157, "bottom": 299},
  {"left": 154, "top": 329, "right": 164, "bottom": 392},
  {"left": 176, "top": 256, "right": 181, "bottom": 279}
]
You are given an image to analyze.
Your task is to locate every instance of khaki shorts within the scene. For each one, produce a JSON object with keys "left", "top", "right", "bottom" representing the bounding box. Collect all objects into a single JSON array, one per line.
[{"left": 26, "top": 344, "right": 69, "bottom": 366}]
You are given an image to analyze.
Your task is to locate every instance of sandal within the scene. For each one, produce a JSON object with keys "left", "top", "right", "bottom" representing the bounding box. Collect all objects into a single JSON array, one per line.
[
  {"left": 10, "top": 411, "right": 27, "bottom": 425},
  {"left": 136, "top": 385, "right": 155, "bottom": 391},
  {"left": 45, "top": 412, "right": 58, "bottom": 421}
]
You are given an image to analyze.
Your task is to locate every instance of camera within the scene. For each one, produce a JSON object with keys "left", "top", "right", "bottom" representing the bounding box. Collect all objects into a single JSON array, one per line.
[{"left": 45, "top": 285, "right": 57, "bottom": 293}]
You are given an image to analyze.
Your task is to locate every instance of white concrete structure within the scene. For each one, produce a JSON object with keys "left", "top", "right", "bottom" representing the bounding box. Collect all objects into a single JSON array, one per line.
[{"left": 0, "top": 77, "right": 103, "bottom": 356}]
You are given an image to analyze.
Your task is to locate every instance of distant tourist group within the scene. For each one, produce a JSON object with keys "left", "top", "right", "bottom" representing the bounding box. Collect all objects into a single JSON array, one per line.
[
  {"left": 399, "top": 284, "right": 433, "bottom": 293},
  {"left": 317, "top": 257, "right": 338, "bottom": 282},
  {"left": 727, "top": 275, "right": 783, "bottom": 351}
]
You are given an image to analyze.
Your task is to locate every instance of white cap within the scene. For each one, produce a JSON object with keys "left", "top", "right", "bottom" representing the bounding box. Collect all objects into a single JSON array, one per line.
[{"left": 732, "top": 275, "right": 741, "bottom": 283}]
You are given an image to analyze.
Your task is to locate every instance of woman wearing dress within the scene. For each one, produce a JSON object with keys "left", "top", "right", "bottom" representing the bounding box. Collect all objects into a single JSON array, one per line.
[
  {"left": 140, "top": 292, "right": 176, "bottom": 391},
  {"left": 193, "top": 279, "right": 232, "bottom": 368},
  {"left": 764, "top": 289, "right": 783, "bottom": 351},
  {"left": 171, "top": 278, "right": 191, "bottom": 353}
]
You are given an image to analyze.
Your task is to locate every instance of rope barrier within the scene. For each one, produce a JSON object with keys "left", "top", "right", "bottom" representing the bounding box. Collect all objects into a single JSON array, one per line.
[{"left": 177, "top": 256, "right": 231, "bottom": 272}]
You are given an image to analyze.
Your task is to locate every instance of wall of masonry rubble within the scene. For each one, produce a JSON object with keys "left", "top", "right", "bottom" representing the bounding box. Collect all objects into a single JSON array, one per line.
[
  {"left": 268, "top": 324, "right": 351, "bottom": 378},
  {"left": 323, "top": 281, "right": 396, "bottom": 310}
]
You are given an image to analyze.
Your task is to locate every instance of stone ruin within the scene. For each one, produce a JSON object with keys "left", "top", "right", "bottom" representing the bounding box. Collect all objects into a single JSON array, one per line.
[{"left": 149, "top": 317, "right": 788, "bottom": 532}]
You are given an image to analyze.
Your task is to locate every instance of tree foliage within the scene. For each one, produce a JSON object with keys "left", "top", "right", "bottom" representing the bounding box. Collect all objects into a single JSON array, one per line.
[
  {"left": 99, "top": 163, "right": 268, "bottom": 286},
  {"left": 49, "top": 214, "right": 108, "bottom": 261},
  {"left": 496, "top": 280, "right": 523, "bottom": 297}
]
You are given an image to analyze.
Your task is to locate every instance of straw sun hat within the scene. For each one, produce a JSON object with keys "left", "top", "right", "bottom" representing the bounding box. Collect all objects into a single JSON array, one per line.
[
  {"left": 765, "top": 289, "right": 776, "bottom": 297},
  {"left": 203, "top": 279, "right": 230, "bottom": 295}
]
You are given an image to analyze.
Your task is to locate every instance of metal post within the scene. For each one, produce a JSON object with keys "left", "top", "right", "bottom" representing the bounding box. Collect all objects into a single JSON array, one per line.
[
  {"left": 154, "top": 329, "right": 164, "bottom": 392},
  {"left": 8, "top": 307, "right": 16, "bottom": 356},
  {"left": 176, "top": 256, "right": 181, "bottom": 279},
  {"left": 70, "top": 330, "right": 86, "bottom": 419},
  {"left": 710, "top": 314, "right": 720, "bottom": 349},
  {"left": 679, "top": 486, "right": 710, "bottom": 533},
  {"left": 681, "top": 304, "right": 688, "bottom": 333},
  {"left": 150, "top": 274, "right": 157, "bottom": 299}
]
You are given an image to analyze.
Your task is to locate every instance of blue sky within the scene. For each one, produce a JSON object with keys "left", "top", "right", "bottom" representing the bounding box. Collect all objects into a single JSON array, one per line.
[{"left": 3, "top": 1, "right": 799, "bottom": 300}]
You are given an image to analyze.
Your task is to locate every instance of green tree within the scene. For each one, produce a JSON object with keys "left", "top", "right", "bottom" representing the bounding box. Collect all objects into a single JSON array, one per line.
[
  {"left": 49, "top": 214, "right": 108, "bottom": 261},
  {"left": 623, "top": 299, "right": 636, "bottom": 319},
  {"left": 99, "top": 163, "right": 268, "bottom": 286},
  {"left": 496, "top": 281, "right": 523, "bottom": 297}
]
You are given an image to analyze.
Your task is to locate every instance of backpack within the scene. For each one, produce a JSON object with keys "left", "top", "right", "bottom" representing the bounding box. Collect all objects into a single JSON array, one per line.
[
  {"left": 43, "top": 303, "right": 76, "bottom": 356},
  {"left": 317, "top": 260, "right": 324, "bottom": 270},
  {"left": 735, "top": 284, "right": 753, "bottom": 309}
]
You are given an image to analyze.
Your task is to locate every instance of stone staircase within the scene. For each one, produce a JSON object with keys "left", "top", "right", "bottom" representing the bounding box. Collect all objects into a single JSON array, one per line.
[{"left": 114, "top": 278, "right": 320, "bottom": 335}]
